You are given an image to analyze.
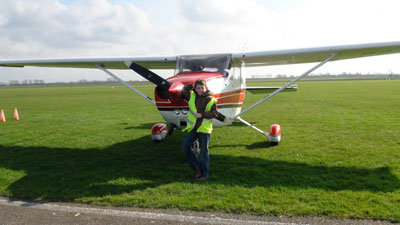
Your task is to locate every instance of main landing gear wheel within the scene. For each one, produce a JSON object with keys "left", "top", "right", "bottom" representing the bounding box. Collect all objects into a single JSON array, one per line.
[
  {"left": 268, "top": 124, "right": 281, "bottom": 146},
  {"left": 270, "top": 142, "right": 279, "bottom": 146},
  {"left": 151, "top": 123, "right": 168, "bottom": 141}
]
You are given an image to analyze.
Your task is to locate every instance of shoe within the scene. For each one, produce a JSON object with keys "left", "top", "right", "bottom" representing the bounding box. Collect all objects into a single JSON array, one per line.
[
  {"left": 194, "top": 167, "right": 201, "bottom": 179},
  {"left": 196, "top": 176, "right": 208, "bottom": 181}
]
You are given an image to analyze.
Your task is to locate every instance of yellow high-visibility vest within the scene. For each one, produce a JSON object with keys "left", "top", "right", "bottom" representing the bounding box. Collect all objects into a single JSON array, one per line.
[{"left": 183, "top": 91, "right": 217, "bottom": 133}]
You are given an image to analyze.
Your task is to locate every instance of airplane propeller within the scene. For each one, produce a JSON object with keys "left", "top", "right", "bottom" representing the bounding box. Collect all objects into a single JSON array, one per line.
[{"left": 130, "top": 62, "right": 172, "bottom": 99}]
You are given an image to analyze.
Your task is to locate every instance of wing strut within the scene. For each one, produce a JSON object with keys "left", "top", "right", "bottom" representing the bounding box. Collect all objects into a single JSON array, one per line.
[
  {"left": 95, "top": 64, "right": 156, "bottom": 105},
  {"left": 235, "top": 53, "right": 337, "bottom": 119},
  {"left": 237, "top": 116, "right": 268, "bottom": 137}
]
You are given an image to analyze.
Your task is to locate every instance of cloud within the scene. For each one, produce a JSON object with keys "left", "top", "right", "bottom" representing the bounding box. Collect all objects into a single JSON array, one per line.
[
  {"left": 271, "top": 0, "right": 400, "bottom": 47},
  {"left": 0, "top": 0, "right": 152, "bottom": 58},
  {"left": 159, "top": 0, "right": 282, "bottom": 53},
  {"left": 1, "top": 0, "right": 400, "bottom": 82},
  {"left": 177, "top": 0, "right": 265, "bottom": 24}
]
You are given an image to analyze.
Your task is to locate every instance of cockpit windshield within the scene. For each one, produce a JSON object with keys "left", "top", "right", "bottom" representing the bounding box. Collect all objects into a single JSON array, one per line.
[{"left": 175, "top": 54, "right": 232, "bottom": 76}]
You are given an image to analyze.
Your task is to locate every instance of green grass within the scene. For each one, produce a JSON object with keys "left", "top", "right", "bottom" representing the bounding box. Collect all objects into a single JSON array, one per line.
[{"left": 1, "top": 80, "right": 400, "bottom": 222}]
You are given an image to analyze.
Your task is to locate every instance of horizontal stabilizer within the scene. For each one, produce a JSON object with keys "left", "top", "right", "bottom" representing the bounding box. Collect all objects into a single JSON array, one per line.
[{"left": 246, "top": 85, "right": 297, "bottom": 94}]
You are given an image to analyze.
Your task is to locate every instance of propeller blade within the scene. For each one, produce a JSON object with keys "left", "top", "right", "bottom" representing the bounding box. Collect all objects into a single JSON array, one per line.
[
  {"left": 129, "top": 62, "right": 171, "bottom": 88},
  {"left": 129, "top": 62, "right": 171, "bottom": 99}
]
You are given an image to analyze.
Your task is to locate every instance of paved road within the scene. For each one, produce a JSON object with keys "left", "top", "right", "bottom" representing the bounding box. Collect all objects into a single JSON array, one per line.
[{"left": 0, "top": 198, "right": 398, "bottom": 225}]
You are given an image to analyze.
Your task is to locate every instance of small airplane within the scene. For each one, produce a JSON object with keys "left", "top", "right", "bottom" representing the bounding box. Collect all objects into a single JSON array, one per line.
[{"left": 1, "top": 41, "right": 400, "bottom": 145}]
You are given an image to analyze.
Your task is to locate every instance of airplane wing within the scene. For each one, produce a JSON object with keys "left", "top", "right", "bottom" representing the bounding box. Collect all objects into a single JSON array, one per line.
[
  {"left": 1, "top": 41, "right": 400, "bottom": 69},
  {"left": 232, "top": 41, "right": 400, "bottom": 67},
  {"left": 0, "top": 56, "right": 177, "bottom": 69}
]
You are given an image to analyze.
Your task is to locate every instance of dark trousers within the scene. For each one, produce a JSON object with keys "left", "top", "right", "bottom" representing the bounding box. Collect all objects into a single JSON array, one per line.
[{"left": 182, "top": 129, "right": 210, "bottom": 178}]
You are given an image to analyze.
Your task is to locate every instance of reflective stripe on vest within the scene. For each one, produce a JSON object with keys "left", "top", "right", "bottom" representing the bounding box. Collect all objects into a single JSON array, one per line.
[{"left": 182, "top": 91, "right": 216, "bottom": 133}]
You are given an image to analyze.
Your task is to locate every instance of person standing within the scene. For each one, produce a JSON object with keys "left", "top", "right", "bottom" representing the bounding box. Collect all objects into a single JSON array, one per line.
[{"left": 181, "top": 79, "right": 225, "bottom": 181}]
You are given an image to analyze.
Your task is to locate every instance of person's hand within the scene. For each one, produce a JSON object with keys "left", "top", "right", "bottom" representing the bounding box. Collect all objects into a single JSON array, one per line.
[{"left": 195, "top": 113, "right": 202, "bottom": 118}]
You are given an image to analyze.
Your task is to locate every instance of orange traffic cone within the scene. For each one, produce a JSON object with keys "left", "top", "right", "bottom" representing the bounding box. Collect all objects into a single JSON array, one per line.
[
  {"left": 14, "top": 108, "right": 19, "bottom": 121},
  {"left": 0, "top": 109, "right": 5, "bottom": 122}
]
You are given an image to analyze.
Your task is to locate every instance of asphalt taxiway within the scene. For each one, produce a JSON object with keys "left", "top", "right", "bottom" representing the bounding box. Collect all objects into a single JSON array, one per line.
[{"left": 0, "top": 198, "right": 397, "bottom": 225}]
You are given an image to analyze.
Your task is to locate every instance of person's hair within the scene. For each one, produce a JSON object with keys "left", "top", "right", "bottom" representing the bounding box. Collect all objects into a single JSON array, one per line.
[{"left": 194, "top": 79, "right": 207, "bottom": 89}]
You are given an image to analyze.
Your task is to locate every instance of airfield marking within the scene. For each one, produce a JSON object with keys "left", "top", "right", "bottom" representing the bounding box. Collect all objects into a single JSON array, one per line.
[{"left": 0, "top": 199, "right": 307, "bottom": 225}]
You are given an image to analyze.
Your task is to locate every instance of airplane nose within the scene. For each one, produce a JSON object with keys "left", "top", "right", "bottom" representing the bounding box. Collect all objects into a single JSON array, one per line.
[{"left": 168, "top": 82, "right": 184, "bottom": 102}]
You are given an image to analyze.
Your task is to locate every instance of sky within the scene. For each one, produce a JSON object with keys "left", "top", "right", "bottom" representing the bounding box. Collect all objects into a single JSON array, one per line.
[{"left": 1, "top": 0, "right": 400, "bottom": 83}]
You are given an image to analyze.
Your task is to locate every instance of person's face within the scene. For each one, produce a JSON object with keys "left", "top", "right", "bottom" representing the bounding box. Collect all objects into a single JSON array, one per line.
[{"left": 195, "top": 84, "right": 206, "bottom": 95}]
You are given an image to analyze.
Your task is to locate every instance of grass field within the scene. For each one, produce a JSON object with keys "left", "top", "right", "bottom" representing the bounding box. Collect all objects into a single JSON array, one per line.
[{"left": 0, "top": 80, "right": 399, "bottom": 222}]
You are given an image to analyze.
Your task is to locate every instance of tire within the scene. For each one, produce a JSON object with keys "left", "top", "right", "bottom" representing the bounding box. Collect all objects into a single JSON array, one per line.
[{"left": 270, "top": 141, "right": 279, "bottom": 146}]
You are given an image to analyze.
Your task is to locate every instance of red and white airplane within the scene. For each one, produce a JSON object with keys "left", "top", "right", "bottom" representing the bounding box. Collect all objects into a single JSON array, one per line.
[{"left": 1, "top": 41, "right": 400, "bottom": 145}]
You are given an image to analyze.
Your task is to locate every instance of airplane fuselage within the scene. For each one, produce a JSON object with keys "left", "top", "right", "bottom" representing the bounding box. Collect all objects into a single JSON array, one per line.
[{"left": 155, "top": 71, "right": 245, "bottom": 129}]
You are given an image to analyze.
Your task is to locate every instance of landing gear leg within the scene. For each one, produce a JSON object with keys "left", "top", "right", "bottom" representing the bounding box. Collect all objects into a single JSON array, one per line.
[{"left": 167, "top": 124, "right": 176, "bottom": 136}]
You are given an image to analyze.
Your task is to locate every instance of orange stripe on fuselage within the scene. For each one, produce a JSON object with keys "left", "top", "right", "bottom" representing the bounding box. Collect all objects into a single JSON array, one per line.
[{"left": 214, "top": 89, "right": 245, "bottom": 104}]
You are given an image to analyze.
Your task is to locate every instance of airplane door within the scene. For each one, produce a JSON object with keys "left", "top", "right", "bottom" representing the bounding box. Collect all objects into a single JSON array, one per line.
[
  {"left": 230, "top": 63, "right": 245, "bottom": 89},
  {"left": 240, "top": 62, "right": 246, "bottom": 89},
  {"left": 230, "top": 66, "right": 241, "bottom": 89}
]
